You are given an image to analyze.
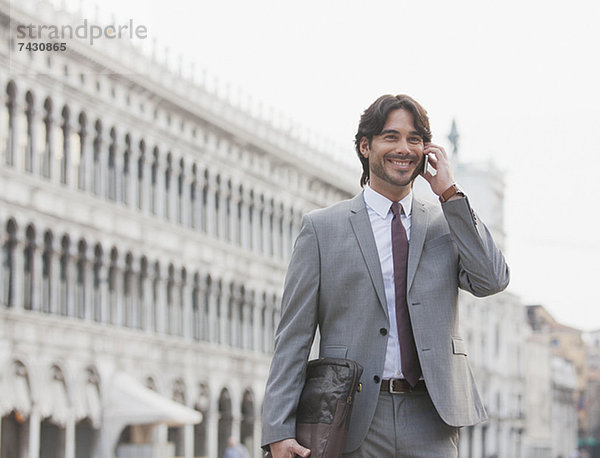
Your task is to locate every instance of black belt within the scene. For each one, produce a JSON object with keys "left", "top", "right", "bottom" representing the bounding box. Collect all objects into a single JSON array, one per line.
[{"left": 380, "top": 379, "right": 427, "bottom": 394}]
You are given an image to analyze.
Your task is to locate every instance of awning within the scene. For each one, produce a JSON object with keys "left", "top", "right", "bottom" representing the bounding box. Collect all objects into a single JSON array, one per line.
[
  {"left": 97, "top": 370, "right": 201, "bottom": 458},
  {"left": 103, "top": 371, "right": 201, "bottom": 425}
]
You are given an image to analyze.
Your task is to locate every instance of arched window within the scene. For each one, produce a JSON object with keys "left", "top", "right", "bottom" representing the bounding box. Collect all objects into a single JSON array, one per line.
[
  {"left": 168, "top": 380, "right": 186, "bottom": 456},
  {"left": 93, "top": 244, "right": 103, "bottom": 322},
  {"left": 2, "top": 219, "right": 17, "bottom": 308},
  {"left": 76, "top": 239, "right": 87, "bottom": 319},
  {"left": 241, "top": 390, "right": 255, "bottom": 452},
  {"left": 194, "top": 384, "right": 209, "bottom": 458},
  {"left": 150, "top": 147, "right": 158, "bottom": 215},
  {"left": 151, "top": 262, "right": 160, "bottom": 332},
  {"left": 60, "top": 105, "right": 70, "bottom": 184},
  {"left": 218, "top": 389, "right": 232, "bottom": 458},
  {"left": 4, "top": 81, "right": 17, "bottom": 166},
  {"left": 177, "top": 158, "right": 185, "bottom": 224},
  {"left": 23, "top": 225, "right": 36, "bottom": 311},
  {"left": 165, "top": 153, "right": 173, "bottom": 221},
  {"left": 122, "top": 134, "right": 131, "bottom": 204},
  {"left": 107, "top": 128, "right": 117, "bottom": 201},
  {"left": 137, "top": 140, "right": 146, "bottom": 210},
  {"left": 59, "top": 235, "right": 70, "bottom": 316},
  {"left": 190, "top": 164, "right": 198, "bottom": 229},
  {"left": 42, "top": 231, "right": 53, "bottom": 313},
  {"left": 138, "top": 256, "right": 148, "bottom": 330},
  {"left": 77, "top": 112, "right": 87, "bottom": 190},
  {"left": 192, "top": 272, "right": 201, "bottom": 340},
  {"left": 123, "top": 252, "right": 134, "bottom": 327},
  {"left": 92, "top": 120, "right": 103, "bottom": 195},
  {"left": 24, "top": 91, "right": 35, "bottom": 172},
  {"left": 108, "top": 248, "right": 118, "bottom": 324},
  {"left": 167, "top": 264, "right": 175, "bottom": 335},
  {"left": 42, "top": 97, "right": 53, "bottom": 178}
]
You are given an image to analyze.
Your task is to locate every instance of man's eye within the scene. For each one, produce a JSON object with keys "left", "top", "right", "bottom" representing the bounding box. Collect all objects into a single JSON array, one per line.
[
  {"left": 409, "top": 137, "right": 422, "bottom": 143},
  {"left": 384, "top": 135, "right": 397, "bottom": 141}
]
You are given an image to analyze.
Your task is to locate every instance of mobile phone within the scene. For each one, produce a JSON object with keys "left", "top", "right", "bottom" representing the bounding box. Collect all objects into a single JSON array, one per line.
[{"left": 421, "top": 154, "right": 429, "bottom": 175}]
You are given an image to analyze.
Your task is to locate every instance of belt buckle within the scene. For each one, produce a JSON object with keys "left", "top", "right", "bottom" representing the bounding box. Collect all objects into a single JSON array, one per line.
[{"left": 388, "top": 379, "right": 409, "bottom": 394}]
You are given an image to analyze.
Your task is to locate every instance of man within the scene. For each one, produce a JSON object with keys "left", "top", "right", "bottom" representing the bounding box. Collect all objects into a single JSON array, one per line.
[
  {"left": 224, "top": 437, "right": 249, "bottom": 458},
  {"left": 262, "top": 94, "right": 509, "bottom": 457}
]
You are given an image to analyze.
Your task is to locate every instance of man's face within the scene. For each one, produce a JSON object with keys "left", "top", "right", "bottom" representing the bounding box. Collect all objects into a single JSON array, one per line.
[{"left": 360, "top": 108, "right": 425, "bottom": 200}]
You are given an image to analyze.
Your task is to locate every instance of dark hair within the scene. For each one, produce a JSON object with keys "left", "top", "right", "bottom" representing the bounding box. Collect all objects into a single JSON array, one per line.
[{"left": 354, "top": 94, "right": 432, "bottom": 187}]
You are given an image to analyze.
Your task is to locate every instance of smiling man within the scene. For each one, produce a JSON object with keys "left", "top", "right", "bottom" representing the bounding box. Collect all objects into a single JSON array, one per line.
[{"left": 262, "top": 94, "right": 510, "bottom": 457}]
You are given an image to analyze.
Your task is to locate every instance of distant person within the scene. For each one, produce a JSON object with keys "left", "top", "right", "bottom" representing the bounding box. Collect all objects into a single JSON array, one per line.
[
  {"left": 224, "top": 436, "right": 249, "bottom": 458},
  {"left": 261, "top": 94, "right": 510, "bottom": 457}
]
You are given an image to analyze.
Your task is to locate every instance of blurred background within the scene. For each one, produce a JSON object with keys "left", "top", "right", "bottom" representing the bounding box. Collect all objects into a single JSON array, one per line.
[{"left": 1, "top": 0, "right": 599, "bottom": 457}]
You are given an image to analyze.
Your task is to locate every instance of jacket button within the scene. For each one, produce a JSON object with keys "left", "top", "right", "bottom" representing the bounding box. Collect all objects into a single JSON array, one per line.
[
  {"left": 379, "top": 328, "right": 387, "bottom": 336},
  {"left": 373, "top": 375, "right": 380, "bottom": 383}
]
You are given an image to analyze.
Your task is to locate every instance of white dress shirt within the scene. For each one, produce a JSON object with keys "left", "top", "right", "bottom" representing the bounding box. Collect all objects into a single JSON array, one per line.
[{"left": 363, "top": 184, "right": 413, "bottom": 380}]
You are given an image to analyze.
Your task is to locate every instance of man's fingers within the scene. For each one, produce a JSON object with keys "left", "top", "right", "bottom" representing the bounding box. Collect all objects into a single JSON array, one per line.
[{"left": 292, "top": 443, "right": 311, "bottom": 457}]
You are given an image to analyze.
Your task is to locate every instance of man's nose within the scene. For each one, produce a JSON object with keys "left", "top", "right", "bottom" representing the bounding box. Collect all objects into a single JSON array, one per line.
[{"left": 394, "top": 139, "right": 410, "bottom": 154}]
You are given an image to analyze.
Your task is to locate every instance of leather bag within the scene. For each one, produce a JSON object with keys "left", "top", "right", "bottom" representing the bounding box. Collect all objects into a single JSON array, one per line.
[{"left": 266, "top": 357, "right": 364, "bottom": 458}]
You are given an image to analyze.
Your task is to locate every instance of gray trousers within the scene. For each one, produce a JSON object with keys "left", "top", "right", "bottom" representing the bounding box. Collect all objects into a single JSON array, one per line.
[{"left": 343, "top": 391, "right": 459, "bottom": 458}]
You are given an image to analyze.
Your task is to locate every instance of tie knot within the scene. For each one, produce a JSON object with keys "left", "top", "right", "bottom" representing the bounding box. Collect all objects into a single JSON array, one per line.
[{"left": 390, "top": 202, "right": 402, "bottom": 217}]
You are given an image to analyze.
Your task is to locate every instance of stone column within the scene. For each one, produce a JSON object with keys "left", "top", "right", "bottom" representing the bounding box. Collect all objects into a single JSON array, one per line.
[
  {"left": 92, "top": 124, "right": 105, "bottom": 197},
  {"left": 281, "top": 206, "right": 292, "bottom": 260},
  {"left": 167, "top": 159, "right": 178, "bottom": 223},
  {"left": 60, "top": 114, "right": 72, "bottom": 186},
  {"left": 229, "top": 186, "right": 240, "bottom": 245},
  {"left": 207, "top": 277, "right": 218, "bottom": 343},
  {"left": 231, "top": 286, "right": 241, "bottom": 348},
  {"left": 49, "top": 242, "right": 61, "bottom": 315},
  {"left": 83, "top": 247, "right": 94, "bottom": 321},
  {"left": 65, "top": 415, "right": 75, "bottom": 458},
  {"left": 206, "top": 173, "right": 218, "bottom": 238},
  {"left": 152, "top": 151, "right": 165, "bottom": 218},
  {"left": 184, "top": 423, "right": 193, "bottom": 458},
  {"left": 181, "top": 270, "right": 192, "bottom": 339},
  {"left": 78, "top": 120, "right": 89, "bottom": 192},
  {"left": 179, "top": 166, "right": 190, "bottom": 227},
  {"left": 155, "top": 264, "right": 168, "bottom": 334},
  {"left": 272, "top": 203, "right": 282, "bottom": 260},
  {"left": 171, "top": 268, "right": 182, "bottom": 336},
  {"left": 141, "top": 149, "right": 153, "bottom": 215},
  {"left": 217, "top": 181, "right": 229, "bottom": 241},
  {"left": 142, "top": 263, "right": 153, "bottom": 333},
  {"left": 251, "top": 193, "right": 262, "bottom": 254},
  {"left": 252, "top": 292, "right": 262, "bottom": 352},
  {"left": 243, "top": 290, "right": 253, "bottom": 350},
  {"left": 28, "top": 406, "right": 41, "bottom": 458},
  {"left": 264, "top": 296, "right": 274, "bottom": 353},
  {"left": 220, "top": 283, "right": 230, "bottom": 346},
  {"left": 98, "top": 256, "right": 109, "bottom": 324},
  {"left": 31, "top": 232, "right": 43, "bottom": 312},
  {"left": 113, "top": 136, "right": 124, "bottom": 202},
  {"left": 207, "top": 391, "right": 219, "bottom": 458},
  {"left": 65, "top": 242, "right": 76, "bottom": 317},
  {"left": 262, "top": 199, "right": 272, "bottom": 258},
  {"left": 12, "top": 97, "right": 24, "bottom": 170},
  {"left": 240, "top": 189, "right": 251, "bottom": 250}
]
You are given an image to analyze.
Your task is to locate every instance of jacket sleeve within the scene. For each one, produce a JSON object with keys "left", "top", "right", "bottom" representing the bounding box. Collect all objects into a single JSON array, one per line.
[
  {"left": 441, "top": 196, "right": 510, "bottom": 297},
  {"left": 261, "top": 214, "right": 320, "bottom": 448}
]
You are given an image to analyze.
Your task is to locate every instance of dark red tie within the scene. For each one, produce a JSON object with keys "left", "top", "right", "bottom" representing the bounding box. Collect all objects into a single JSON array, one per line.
[{"left": 390, "top": 202, "right": 421, "bottom": 386}]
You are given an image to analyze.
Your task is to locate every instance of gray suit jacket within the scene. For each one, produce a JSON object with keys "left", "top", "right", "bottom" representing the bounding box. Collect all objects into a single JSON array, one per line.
[{"left": 262, "top": 192, "right": 509, "bottom": 453}]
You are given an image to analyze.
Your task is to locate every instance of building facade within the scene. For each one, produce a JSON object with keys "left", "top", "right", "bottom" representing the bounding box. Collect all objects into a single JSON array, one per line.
[{"left": 0, "top": 1, "right": 357, "bottom": 457}]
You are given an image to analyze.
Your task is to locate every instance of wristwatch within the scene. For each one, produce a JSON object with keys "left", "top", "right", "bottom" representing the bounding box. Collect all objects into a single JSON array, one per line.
[{"left": 439, "top": 184, "right": 465, "bottom": 203}]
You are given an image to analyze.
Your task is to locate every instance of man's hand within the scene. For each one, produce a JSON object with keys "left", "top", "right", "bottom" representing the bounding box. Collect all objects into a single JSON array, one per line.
[
  {"left": 421, "top": 143, "right": 456, "bottom": 197},
  {"left": 269, "top": 438, "right": 311, "bottom": 458}
]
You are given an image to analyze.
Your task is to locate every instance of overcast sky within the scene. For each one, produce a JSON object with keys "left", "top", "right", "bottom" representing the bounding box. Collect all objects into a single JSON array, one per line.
[{"left": 60, "top": 0, "right": 600, "bottom": 330}]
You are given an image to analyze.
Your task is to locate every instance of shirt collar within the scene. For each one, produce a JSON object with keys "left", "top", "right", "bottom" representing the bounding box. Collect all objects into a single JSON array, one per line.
[{"left": 363, "top": 184, "right": 413, "bottom": 219}]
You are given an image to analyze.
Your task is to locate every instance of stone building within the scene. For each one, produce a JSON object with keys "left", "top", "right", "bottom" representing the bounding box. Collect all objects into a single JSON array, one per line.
[{"left": 0, "top": 0, "right": 356, "bottom": 457}]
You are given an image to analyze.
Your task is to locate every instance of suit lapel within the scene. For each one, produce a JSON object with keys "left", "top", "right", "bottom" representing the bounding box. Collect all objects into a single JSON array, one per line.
[
  {"left": 407, "top": 197, "right": 428, "bottom": 291},
  {"left": 348, "top": 193, "right": 388, "bottom": 316}
]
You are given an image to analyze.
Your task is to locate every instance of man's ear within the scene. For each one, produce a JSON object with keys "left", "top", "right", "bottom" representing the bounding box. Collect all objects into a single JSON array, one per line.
[{"left": 359, "top": 137, "right": 370, "bottom": 158}]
